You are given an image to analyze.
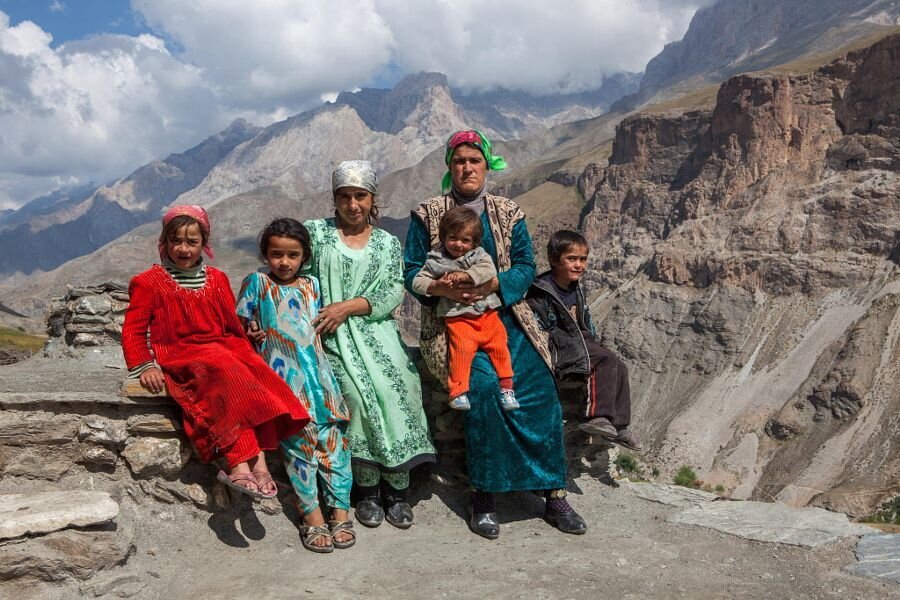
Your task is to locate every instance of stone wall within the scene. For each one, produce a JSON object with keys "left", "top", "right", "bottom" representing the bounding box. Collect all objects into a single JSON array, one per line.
[{"left": 45, "top": 282, "right": 129, "bottom": 351}]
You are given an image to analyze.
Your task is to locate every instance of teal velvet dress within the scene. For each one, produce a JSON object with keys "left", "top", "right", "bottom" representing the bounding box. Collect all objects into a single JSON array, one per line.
[{"left": 404, "top": 210, "right": 566, "bottom": 492}]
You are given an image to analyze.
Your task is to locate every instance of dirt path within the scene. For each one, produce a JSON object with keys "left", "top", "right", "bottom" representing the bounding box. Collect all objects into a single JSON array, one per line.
[{"left": 18, "top": 475, "right": 897, "bottom": 600}]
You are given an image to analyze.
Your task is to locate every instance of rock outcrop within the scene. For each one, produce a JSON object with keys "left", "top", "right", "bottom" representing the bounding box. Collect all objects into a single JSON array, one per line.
[{"left": 579, "top": 33, "right": 900, "bottom": 516}]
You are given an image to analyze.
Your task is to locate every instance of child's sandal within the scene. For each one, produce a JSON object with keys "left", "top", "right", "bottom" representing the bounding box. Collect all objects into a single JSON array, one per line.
[
  {"left": 216, "top": 470, "right": 264, "bottom": 501},
  {"left": 251, "top": 470, "right": 278, "bottom": 499},
  {"left": 328, "top": 520, "right": 357, "bottom": 549},
  {"left": 299, "top": 525, "right": 334, "bottom": 553}
]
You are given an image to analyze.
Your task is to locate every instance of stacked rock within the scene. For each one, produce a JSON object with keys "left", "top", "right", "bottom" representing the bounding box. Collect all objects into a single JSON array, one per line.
[{"left": 46, "top": 282, "right": 129, "bottom": 348}]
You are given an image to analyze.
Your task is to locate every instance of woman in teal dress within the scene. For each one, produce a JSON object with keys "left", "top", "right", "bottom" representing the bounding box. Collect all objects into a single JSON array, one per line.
[
  {"left": 305, "top": 160, "right": 435, "bottom": 530},
  {"left": 403, "top": 130, "right": 587, "bottom": 539}
]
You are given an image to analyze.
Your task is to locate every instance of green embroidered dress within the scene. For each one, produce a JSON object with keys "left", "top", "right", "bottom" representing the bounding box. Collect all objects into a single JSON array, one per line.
[{"left": 304, "top": 218, "right": 435, "bottom": 471}]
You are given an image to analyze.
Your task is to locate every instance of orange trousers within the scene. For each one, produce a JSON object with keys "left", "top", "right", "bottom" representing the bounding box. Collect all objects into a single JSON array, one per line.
[{"left": 446, "top": 310, "right": 514, "bottom": 398}]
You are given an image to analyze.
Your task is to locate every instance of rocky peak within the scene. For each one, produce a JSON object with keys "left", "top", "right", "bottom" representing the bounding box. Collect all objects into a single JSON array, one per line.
[
  {"left": 336, "top": 71, "right": 454, "bottom": 134},
  {"left": 616, "top": 0, "right": 900, "bottom": 110}
]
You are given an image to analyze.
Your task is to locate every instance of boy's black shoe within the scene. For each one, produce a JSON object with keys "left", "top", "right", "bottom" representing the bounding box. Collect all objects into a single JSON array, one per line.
[
  {"left": 578, "top": 417, "right": 617, "bottom": 439},
  {"left": 613, "top": 428, "right": 643, "bottom": 452}
]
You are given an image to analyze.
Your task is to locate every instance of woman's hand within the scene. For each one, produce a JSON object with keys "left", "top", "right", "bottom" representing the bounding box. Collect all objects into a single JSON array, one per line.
[
  {"left": 139, "top": 367, "right": 166, "bottom": 394},
  {"left": 427, "top": 275, "right": 498, "bottom": 306},
  {"left": 314, "top": 299, "right": 370, "bottom": 334}
]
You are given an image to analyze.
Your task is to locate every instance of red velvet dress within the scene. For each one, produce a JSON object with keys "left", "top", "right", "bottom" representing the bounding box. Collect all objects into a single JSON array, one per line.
[{"left": 121, "top": 265, "right": 309, "bottom": 463}]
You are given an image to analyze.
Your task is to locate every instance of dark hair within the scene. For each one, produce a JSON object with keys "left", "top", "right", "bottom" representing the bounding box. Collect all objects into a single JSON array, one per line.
[
  {"left": 160, "top": 215, "right": 207, "bottom": 247},
  {"left": 258, "top": 218, "right": 312, "bottom": 268},
  {"left": 439, "top": 206, "right": 483, "bottom": 246},
  {"left": 333, "top": 188, "right": 380, "bottom": 224},
  {"left": 547, "top": 230, "right": 589, "bottom": 264}
]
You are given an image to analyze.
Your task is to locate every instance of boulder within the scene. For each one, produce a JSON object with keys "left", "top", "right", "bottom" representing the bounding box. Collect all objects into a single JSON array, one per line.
[
  {"left": 0, "top": 528, "right": 133, "bottom": 583},
  {"left": 0, "top": 490, "right": 119, "bottom": 541},
  {"left": 126, "top": 414, "right": 181, "bottom": 434},
  {"left": 78, "top": 417, "right": 128, "bottom": 446},
  {"left": 846, "top": 533, "right": 900, "bottom": 584},
  {"left": 668, "top": 501, "right": 874, "bottom": 547},
  {"left": 121, "top": 437, "right": 189, "bottom": 479}
]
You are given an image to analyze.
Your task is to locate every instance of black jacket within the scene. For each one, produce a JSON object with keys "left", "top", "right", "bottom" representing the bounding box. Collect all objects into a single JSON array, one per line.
[{"left": 526, "top": 272, "right": 596, "bottom": 387}]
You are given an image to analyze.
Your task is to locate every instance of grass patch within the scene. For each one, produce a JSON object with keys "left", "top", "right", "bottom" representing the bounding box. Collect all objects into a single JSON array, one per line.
[
  {"left": 863, "top": 496, "right": 900, "bottom": 525},
  {"left": 0, "top": 326, "right": 45, "bottom": 352},
  {"left": 614, "top": 452, "right": 639, "bottom": 474},
  {"left": 673, "top": 466, "right": 699, "bottom": 488}
]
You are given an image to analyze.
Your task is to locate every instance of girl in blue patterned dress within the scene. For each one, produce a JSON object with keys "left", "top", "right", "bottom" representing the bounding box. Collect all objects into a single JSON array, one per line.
[{"left": 237, "top": 218, "right": 354, "bottom": 554}]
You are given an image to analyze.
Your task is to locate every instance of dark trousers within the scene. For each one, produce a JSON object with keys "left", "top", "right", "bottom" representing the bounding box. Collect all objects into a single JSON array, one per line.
[{"left": 584, "top": 338, "right": 631, "bottom": 427}]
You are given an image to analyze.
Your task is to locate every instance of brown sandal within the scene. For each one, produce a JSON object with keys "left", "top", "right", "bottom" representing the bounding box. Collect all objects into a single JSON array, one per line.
[
  {"left": 299, "top": 525, "right": 334, "bottom": 553},
  {"left": 328, "top": 519, "right": 357, "bottom": 549}
]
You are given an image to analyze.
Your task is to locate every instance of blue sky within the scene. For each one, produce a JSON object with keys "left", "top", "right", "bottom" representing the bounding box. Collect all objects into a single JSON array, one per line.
[
  {"left": 0, "top": 1, "right": 708, "bottom": 210},
  {"left": 0, "top": 0, "right": 149, "bottom": 45}
]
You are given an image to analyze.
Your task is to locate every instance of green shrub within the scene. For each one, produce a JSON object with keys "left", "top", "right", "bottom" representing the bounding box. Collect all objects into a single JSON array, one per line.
[
  {"left": 615, "top": 452, "right": 638, "bottom": 474},
  {"left": 673, "top": 466, "right": 698, "bottom": 488},
  {"left": 651, "top": 467, "right": 660, "bottom": 478},
  {"left": 714, "top": 484, "right": 725, "bottom": 493},
  {"left": 863, "top": 496, "right": 900, "bottom": 525}
]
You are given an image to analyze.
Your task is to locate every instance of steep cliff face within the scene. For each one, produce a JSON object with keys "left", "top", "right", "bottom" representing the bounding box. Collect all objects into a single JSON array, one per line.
[
  {"left": 617, "top": 0, "right": 900, "bottom": 110},
  {"left": 580, "top": 34, "right": 900, "bottom": 515}
]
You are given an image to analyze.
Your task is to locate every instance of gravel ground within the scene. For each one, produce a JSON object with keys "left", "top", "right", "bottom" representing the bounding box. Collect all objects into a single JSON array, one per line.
[{"left": 10, "top": 474, "right": 899, "bottom": 600}]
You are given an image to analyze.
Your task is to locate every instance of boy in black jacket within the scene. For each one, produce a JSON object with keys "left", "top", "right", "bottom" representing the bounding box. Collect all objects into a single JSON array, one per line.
[{"left": 527, "top": 230, "right": 642, "bottom": 451}]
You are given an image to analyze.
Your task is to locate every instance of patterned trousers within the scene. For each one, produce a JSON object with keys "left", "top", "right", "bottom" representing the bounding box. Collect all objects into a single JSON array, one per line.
[{"left": 281, "top": 421, "right": 352, "bottom": 515}]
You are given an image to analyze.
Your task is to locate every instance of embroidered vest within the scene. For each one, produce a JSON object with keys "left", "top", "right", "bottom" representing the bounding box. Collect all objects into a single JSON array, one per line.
[{"left": 411, "top": 194, "right": 552, "bottom": 388}]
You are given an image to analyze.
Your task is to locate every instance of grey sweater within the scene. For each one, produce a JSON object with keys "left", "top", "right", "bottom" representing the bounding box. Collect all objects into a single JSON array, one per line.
[{"left": 411, "top": 247, "right": 502, "bottom": 317}]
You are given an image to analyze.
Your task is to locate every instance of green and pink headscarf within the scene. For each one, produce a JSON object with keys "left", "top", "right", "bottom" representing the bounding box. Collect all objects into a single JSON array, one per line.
[{"left": 441, "top": 130, "right": 507, "bottom": 194}]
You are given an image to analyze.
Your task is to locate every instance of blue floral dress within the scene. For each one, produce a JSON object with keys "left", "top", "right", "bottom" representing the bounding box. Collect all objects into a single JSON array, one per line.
[{"left": 237, "top": 272, "right": 352, "bottom": 514}]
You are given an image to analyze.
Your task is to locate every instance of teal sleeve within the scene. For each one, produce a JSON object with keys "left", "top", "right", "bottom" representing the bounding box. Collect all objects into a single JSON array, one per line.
[
  {"left": 235, "top": 273, "right": 258, "bottom": 320},
  {"left": 497, "top": 219, "right": 536, "bottom": 306},
  {"left": 403, "top": 217, "right": 438, "bottom": 307}
]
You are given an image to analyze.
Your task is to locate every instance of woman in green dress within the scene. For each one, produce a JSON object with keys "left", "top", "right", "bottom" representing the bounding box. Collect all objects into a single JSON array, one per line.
[{"left": 305, "top": 160, "right": 435, "bottom": 529}]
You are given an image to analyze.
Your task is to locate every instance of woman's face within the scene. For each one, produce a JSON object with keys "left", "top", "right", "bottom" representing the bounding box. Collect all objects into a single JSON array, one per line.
[
  {"left": 334, "top": 186, "right": 374, "bottom": 228},
  {"left": 450, "top": 145, "right": 487, "bottom": 195}
]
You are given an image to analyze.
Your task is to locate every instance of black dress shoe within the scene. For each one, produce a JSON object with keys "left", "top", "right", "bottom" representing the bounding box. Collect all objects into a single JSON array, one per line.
[
  {"left": 355, "top": 498, "right": 384, "bottom": 528},
  {"left": 385, "top": 500, "right": 414, "bottom": 529},
  {"left": 469, "top": 504, "right": 500, "bottom": 540},
  {"left": 544, "top": 506, "right": 587, "bottom": 534}
]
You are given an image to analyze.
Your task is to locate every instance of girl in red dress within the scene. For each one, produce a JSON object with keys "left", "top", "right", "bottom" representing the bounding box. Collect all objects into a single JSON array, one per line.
[{"left": 121, "top": 205, "right": 309, "bottom": 499}]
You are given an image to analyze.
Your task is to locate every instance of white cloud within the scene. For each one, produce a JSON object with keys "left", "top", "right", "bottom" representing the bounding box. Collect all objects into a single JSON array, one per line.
[
  {"left": 49, "top": 1, "right": 66, "bottom": 13},
  {"left": 0, "top": 12, "right": 227, "bottom": 208},
  {"left": 376, "top": 0, "right": 707, "bottom": 93},
  {"left": 1, "top": 1, "right": 708, "bottom": 208},
  {"left": 134, "top": 0, "right": 395, "bottom": 112}
]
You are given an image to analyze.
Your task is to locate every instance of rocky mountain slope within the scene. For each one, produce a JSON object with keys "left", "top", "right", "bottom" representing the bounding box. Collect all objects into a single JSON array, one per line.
[
  {"left": 580, "top": 33, "right": 900, "bottom": 516},
  {"left": 0, "top": 120, "right": 260, "bottom": 278},
  {"left": 0, "top": 71, "right": 638, "bottom": 287},
  {"left": 615, "top": 0, "right": 900, "bottom": 110}
]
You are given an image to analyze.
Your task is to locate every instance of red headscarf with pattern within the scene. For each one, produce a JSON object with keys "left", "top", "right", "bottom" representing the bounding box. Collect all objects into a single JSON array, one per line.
[{"left": 158, "top": 205, "right": 214, "bottom": 262}]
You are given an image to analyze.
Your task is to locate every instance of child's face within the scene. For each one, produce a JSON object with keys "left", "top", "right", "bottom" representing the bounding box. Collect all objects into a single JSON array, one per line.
[
  {"left": 265, "top": 236, "right": 304, "bottom": 283},
  {"left": 444, "top": 225, "right": 477, "bottom": 259},
  {"left": 550, "top": 243, "right": 589, "bottom": 286},
  {"left": 166, "top": 223, "right": 204, "bottom": 270}
]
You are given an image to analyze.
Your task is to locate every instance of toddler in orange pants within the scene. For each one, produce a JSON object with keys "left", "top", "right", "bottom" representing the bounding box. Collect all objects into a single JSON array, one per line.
[{"left": 411, "top": 206, "right": 518, "bottom": 411}]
